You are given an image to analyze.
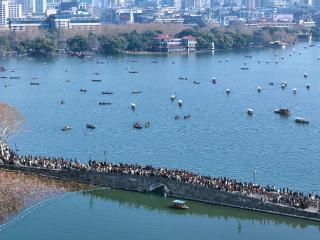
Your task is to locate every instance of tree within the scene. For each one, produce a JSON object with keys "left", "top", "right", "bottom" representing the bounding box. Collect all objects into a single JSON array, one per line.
[
  {"left": 99, "top": 36, "right": 128, "bottom": 54},
  {"left": 67, "top": 35, "right": 89, "bottom": 52},
  {"left": 0, "top": 103, "right": 24, "bottom": 161}
]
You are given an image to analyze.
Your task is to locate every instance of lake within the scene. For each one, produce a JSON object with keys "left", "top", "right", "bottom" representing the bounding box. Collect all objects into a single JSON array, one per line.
[{"left": 0, "top": 43, "right": 320, "bottom": 238}]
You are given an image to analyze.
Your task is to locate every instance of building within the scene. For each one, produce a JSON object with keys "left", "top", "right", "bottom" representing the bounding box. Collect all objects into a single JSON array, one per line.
[
  {"left": 49, "top": 14, "right": 101, "bottom": 30},
  {"left": 33, "top": 0, "right": 47, "bottom": 15},
  {"left": 0, "top": 0, "right": 8, "bottom": 27},
  {"left": 153, "top": 34, "right": 197, "bottom": 52},
  {"left": 8, "top": 17, "right": 48, "bottom": 30},
  {"left": 8, "top": 4, "right": 22, "bottom": 18}
]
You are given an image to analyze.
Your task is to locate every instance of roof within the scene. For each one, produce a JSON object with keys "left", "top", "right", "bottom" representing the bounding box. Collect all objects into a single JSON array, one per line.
[{"left": 172, "top": 199, "right": 185, "bottom": 204}]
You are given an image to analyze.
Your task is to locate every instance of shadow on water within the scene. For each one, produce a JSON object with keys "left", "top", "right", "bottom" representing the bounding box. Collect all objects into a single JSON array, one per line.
[{"left": 81, "top": 188, "right": 320, "bottom": 230}]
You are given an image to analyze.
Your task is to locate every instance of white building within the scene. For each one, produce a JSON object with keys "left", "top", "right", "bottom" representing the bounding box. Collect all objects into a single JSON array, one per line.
[
  {"left": 0, "top": 0, "right": 9, "bottom": 27},
  {"left": 8, "top": 4, "right": 22, "bottom": 18},
  {"left": 33, "top": 0, "right": 47, "bottom": 15}
]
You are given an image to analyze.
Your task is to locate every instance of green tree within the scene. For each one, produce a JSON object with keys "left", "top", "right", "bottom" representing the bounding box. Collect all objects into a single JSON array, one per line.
[
  {"left": 67, "top": 35, "right": 89, "bottom": 52},
  {"left": 99, "top": 36, "right": 128, "bottom": 54}
]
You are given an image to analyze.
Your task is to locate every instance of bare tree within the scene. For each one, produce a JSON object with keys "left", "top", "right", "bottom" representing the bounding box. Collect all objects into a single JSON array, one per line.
[{"left": 0, "top": 103, "right": 24, "bottom": 160}]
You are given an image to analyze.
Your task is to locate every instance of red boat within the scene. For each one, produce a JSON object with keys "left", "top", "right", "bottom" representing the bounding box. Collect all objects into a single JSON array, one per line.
[
  {"left": 170, "top": 200, "right": 189, "bottom": 209},
  {"left": 133, "top": 121, "right": 142, "bottom": 129}
]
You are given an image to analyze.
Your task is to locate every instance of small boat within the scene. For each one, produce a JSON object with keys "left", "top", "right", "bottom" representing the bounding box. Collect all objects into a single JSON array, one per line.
[
  {"left": 86, "top": 124, "right": 95, "bottom": 129},
  {"left": 33, "top": 77, "right": 38, "bottom": 80},
  {"left": 292, "top": 88, "right": 297, "bottom": 94},
  {"left": 131, "top": 103, "right": 136, "bottom": 110},
  {"left": 30, "top": 82, "right": 40, "bottom": 85},
  {"left": 62, "top": 126, "right": 72, "bottom": 131},
  {"left": 60, "top": 100, "right": 64, "bottom": 105},
  {"left": 1, "top": 76, "right": 7, "bottom": 79},
  {"left": 92, "top": 79, "right": 102, "bottom": 82},
  {"left": 247, "top": 109, "right": 254, "bottom": 115},
  {"left": 132, "top": 90, "right": 142, "bottom": 94},
  {"left": 151, "top": 61, "right": 159, "bottom": 63},
  {"left": 170, "top": 200, "right": 189, "bottom": 209},
  {"left": 170, "top": 95, "right": 176, "bottom": 101},
  {"left": 94, "top": 72, "right": 99, "bottom": 75},
  {"left": 193, "top": 81, "right": 200, "bottom": 84},
  {"left": 80, "top": 88, "right": 87, "bottom": 92},
  {"left": 274, "top": 108, "right": 291, "bottom": 116},
  {"left": 240, "top": 67, "right": 249, "bottom": 70},
  {"left": 183, "top": 114, "right": 191, "bottom": 119},
  {"left": 96, "top": 61, "right": 104, "bottom": 64},
  {"left": 226, "top": 89, "right": 231, "bottom": 94},
  {"left": 0, "top": 66, "right": 6, "bottom": 71},
  {"left": 266, "top": 60, "right": 269, "bottom": 64},
  {"left": 257, "top": 60, "right": 261, "bottom": 64},
  {"left": 294, "top": 117, "right": 309, "bottom": 124},
  {"left": 99, "top": 102, "right": 112, "bottom": 105},
  {"left": 304, "top": 73, "right": 308, "bottom": 78},
  {"left": 133, "top": 121, "right": 142, "bottom": 129},
  {"left": 129, "top": 70, "right": 138, "bottom": 74},
  {"left": 102, "top": 91, "right": 113, "bottom": 95},
  {"left": 275, "top": 60, "right": 279, "bottom": 64},
  {"left": 269, "top": 82, "right": 274, "bottom": 86},
  {"left": 306, "top": 84, "right": 310, "bottom": 89},
  {"left": 212, "top": 77, "right": 216, "bottom": 84},
  {"left": 175, "top": 115, "right": 181, "bottom": 120},
  {"left": 257, "top": 87, "right": 262, "bottom": 93},
  {"left": 178, "top": 100, "right": 183, "bottom": 107},
  {"left": 66, "top": 79, "right": 71, "bottom": 83},
  {"left": 178, "top": 77, "right": 187, "bottom": 80},
  {"left": 9, "top": 76, "right": 20, "bottom": 79}
]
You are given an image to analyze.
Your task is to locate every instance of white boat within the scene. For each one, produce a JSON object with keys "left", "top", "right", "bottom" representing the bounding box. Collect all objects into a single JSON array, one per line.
[
  {"left": 257, "top": 87, "right": 261, "bottom": 93},
  {"left": 178, "top": 100, "right": 183, "bottom": 107},
  {"left": 304, "top": 73, "right": 308, "bottom": 78},
  {"left": 292, "top": 88, "right": 297, "bottom": 94},
  {"left": 170, "top": 95, "right": 176, "bottom": 101},
  {"left": 226, "top": 89, "right": 231, "bottom": 94},
  {"left": 294, "top": 117, "right": 309, "bottom": 124},
  {"left": 131, "top": 103, "right": 136, "bottom": 110}
]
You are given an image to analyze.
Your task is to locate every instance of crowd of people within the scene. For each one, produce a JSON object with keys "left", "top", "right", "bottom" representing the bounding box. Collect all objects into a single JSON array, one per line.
[{"left": 0, "top": 148, "right": 319, "bottom": 212}]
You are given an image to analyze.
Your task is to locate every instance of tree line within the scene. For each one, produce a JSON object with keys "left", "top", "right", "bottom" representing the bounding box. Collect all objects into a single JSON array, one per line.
[{"left": 0, "top": 26, "right": 318, "bottom": 57}]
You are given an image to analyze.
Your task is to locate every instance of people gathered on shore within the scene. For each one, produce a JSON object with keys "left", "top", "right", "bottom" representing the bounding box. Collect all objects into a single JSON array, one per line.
[{"left": 0, "top": 150, "right": 319, "bottom": 212}]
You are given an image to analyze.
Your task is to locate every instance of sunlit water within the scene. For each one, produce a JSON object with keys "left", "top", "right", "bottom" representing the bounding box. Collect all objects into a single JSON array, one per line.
[{"left": 0, "top": 43, "right": 320, "bottom": 238}]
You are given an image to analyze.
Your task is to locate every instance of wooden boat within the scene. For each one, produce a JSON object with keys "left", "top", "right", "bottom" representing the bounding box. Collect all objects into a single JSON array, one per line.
[
  {"left": 80, "top": 88, "right": 87, "bottom": 92},
  {"left": 1, "top": 76, "right": 7, "bottom": 79},
  {"left": 99, "top": 102, "right": 112, "bottom": 105},
  {"left": 170, "top": 200, "right": 189, "bottom": 209},
  {"left": 247, "top": 109, "right": 254, "bottom": 115},
  {"left": 9, "top": 76, "right": 20, "bottom": 79},
  {"left": 132, "top": 90, "right": 142, "bottom": 94},
  {"left": 274, "top": 108, "right": 291, "bottom": 116},
  {"left": 102, "top": 91, "right": 113, "bottom": 95},
  {"left": 86, "top": 124, "right": 95, "bottom": 129},
  {"left": 240, "top": 67, "right": 249, "bottom": 70},
  {"left": 92, "top": 79, "right": 102, "bottom": 82},
  {"left": 129, "top": 70, "right": 138, "bottom": 73},
  {"left": 193, "top": 81, "right": 200, "bottom": 84},
  {"left": 178, "top": 77, "right": 188, "bottom": 80},
  {"left": 30, "top": 82, "right": 40, "bottom": 86}
]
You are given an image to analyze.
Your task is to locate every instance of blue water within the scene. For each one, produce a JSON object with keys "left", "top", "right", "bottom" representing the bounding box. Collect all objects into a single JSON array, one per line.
[{"left": 0, "top": 43, "right": 319, "bottom": 196}]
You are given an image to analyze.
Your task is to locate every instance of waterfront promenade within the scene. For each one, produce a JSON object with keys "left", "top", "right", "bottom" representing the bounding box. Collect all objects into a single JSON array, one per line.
[{"left": 0, "top": 150, "right": 319, "bottom": 222}]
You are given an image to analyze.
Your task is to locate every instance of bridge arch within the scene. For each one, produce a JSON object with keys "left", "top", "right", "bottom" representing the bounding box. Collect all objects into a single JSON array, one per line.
[{"left": 148, "top": 183, "right": 170, "bottom": 196}]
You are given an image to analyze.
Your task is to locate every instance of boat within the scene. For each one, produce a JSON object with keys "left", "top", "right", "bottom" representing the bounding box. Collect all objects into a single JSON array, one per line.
[
  {"left": 257, "top": 87, "right": 262, "bottom": 93},
  {"left": 94, "top": 72, "right": 99, "bottom": 75},
  {"left": 151, "top": 61, "right": 159, "bottom": 63},
  {"left": 178, "top": 100, "right": 183, "bottom": 107},
  {"left": 9, "top": 76, "right": 20, "bottom": 79},
  {"left": 226, "top": 89, "right": 231, "bottom": 94},
  {"left": 274, "top": 108, "right": 291, "bottom": 116},
  {"left": 92, "top": 79, "right": 102, "bottom": 82},
  {"left": 62, "top": 126, "right": 72, "bottom": 131},
  {"left": 0, "top": 66, "right": 6, "bottom": 71},
  {"left": 212, "top": 77, "right": 216, "bottom": 84},
  {"left": 183, "top": 114, "right": 191, "bottom": 119},
  {"left": 30, "top": 82, "right": 40, "bottom": 85},
  {"left": 175, "top": 115, "right": 181, "bottom": 120},
  {"left": 131, "top": 103, "right": 136, "bottom": 110},
  {"left": 170, "top": 95, "right": 176, "bottom": 101},
  {"left": 193, "top": 81, "right": 200, "bottom": 84},
  {"left": 133, "top": 121, "right": 142, "bottom": 129},
  {"left": 247, "top": 109, "right": 254, "bottom": 115},
  {"left": 102, "top": 91, "right": 113, "bottom": 95},
  {"left": 178, "top": 77, "right": 187, "bottom": 80},
  {"left": 170, "top": 200, "right": 189, "bottom": 209},
  {"left": 99, "top": 102, "right": 112, "bottom": 105},
  {"left": 86, "top": 124, "right": 95, "bottom": 129},
  {"left": 240, "top": 67, "right": 249, "bottom": 70},
  {"left": 292, "top": 88, "right": 297, "bottom": 94},
  {"left": 144, "top": 122, "right": 150, "bottom": 128},
  {"left": 80, "top": 88, "right": 87, "bottom": 92},
  {"left": 129, "top": 70, "right": 138, "bottom": 74},
  {"left": 96, "top": 61, "right": 104, "bottom": 64},
  {"left": 304, "top": 73, "right": 308, "bottom": 78},
  {"left": 294, "top": 117, "right": 309, "bottom": 124},
  {"left": 132, "top": 90, "right": 142, "bottom": 94},
  {"left": 306, "top": 84, "right": 310, "bottom": 89},
  {"left": 1, "top": 76, "right": 7, "bottom": 79},
  {"left": 269, "top": 82, "right": 274, "bottom": 86}
]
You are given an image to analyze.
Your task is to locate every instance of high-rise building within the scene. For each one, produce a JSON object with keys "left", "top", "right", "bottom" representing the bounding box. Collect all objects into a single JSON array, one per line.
[
  {"left": 0, "top": 0, "right": 9, "bottom": 27},
  {"left": 8, "top": 4, "right": 22, "bottom": 18},
  {"left": 33, "top": 0, "right": 47, "bottom": 14}
]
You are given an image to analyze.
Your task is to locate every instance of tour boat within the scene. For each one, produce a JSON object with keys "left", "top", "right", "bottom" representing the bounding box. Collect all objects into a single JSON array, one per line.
[
  {"left": 170, "top": 200, "right": 189, "bottom": 209},
  {"left": 62, "top": 126, "right": 72, "bottom": 131},
  {"left": 86, "top": 124, "right": 95, "bottom": 129},
  {"left": 294, "top": 117, "right": 309, "bottom": 124},
  {"left": 133, "top": 121, "right": 142, "bottom": 129},
  {"left": 247, "top": 109, "right": 254, "bottom": 115},
  {"left": 274, "top": 108, "right": 291, "bottom": 116}
]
